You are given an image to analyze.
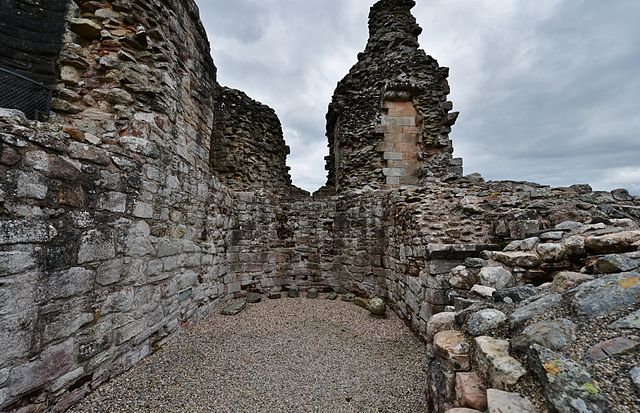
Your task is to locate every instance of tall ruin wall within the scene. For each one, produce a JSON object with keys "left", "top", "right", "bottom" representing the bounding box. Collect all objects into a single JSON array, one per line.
[
  {"left": 323, "top": 0, "right": 461, "bottom": 193},
  {"left": 0, "top": 0, "right": 639, "bottom": 412},
  {"left": 211, "top": 87, "right": 298, "bottom": 194},
  {"left": 0, "top": 0, "right": 235, "bottom": 410}
]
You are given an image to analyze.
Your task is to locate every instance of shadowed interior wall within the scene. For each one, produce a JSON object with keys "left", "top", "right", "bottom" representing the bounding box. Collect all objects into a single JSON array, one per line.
[{"left": 0, "top": 0, "right": 69, "bottom": 84}]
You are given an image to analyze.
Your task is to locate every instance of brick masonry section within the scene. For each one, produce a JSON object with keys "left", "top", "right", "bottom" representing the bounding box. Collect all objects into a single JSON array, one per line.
[{"left": 381, "top": 100, "right": 420, "bottom": 186}]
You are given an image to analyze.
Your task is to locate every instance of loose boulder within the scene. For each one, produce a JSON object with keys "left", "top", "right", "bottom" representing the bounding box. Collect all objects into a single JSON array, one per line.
[{"left": 478, "top": 267, "right": 515, "bottom": 290}]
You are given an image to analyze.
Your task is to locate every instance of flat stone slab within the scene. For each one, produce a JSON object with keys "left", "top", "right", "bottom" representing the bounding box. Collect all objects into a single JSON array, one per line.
[
  {"left": 487, "top": 389, "right": 536, "bottom": 413},
  {"left": 511, "top": 318, "right": 577, "bottom": 352},
  {"left": 611, "top": 309, "right": 640, "bottom": 330},
  {"left": 572, "top": 272, "right": 640, "bottom": 318},
  {"left": 221, "top": 300, "right": 247, "bottom": 316},
  {"left": 510, "top": 293, "right": 563, "bottom": 326},
  {"left": 475, "top": 336, "right": 526, "bottom": 389},
  {"left": 586, "top": 336, "right": 639, "bottom": 363},
  {"left": 528, "top": 344, "right": 609, "bottom": 413}
]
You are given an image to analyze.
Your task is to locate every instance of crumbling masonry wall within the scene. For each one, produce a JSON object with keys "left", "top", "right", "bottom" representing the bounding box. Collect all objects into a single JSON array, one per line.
[
  {"left": 323, "top": 0, "right": 461, "bottom": 193},
  {"left": 1, "top": 0, "right": 640, "bottom": 412},
  {"left": 210, "top": 87, "right": 296, "bottom": 193}
]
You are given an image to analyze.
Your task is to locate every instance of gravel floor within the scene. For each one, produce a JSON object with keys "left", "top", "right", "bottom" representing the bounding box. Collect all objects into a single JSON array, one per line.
[{"left": 68, "top": 298, "right": 428, "bottom": 413}]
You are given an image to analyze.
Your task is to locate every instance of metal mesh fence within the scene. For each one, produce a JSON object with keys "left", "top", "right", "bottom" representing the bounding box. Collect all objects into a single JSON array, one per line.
[{"left": 0, "top": 67, "right": 52, "bottom": 121}]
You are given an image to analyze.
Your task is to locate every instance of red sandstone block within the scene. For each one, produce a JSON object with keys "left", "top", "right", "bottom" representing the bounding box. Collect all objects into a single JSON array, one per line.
[
  {"left": 394, "top": 142, "right": 419, "bottom": 153},
  {"left": 388, "top": 106, "right": 417, "bottom": 117},
  {"left": 404, "top": 126, "right": 420, "bottom": 133},
  {"left": 384, "top": 125, "right": 406, "bottom": 134},
  {"left": 403, "top": 151, "right": 418, "bottom": 161},
  {"left": 456, "top": 372, "right": 487, "bottom": 411},
  {"left": 396, "top": 101, "right": 415, "bottom": 110},
  {"left": 397, "top": 133, "right": 419, "bottom": 143}
]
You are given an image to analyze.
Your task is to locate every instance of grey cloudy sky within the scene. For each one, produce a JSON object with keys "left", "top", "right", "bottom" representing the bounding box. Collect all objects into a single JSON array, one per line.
[{"left": 199, "top": 0, "right": 640, "bottom": 194}]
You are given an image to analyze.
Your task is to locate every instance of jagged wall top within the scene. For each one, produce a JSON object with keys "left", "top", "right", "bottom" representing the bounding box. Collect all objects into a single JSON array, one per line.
[
  {"left": 323, "top": 0, "right": 462, "bottom": 193},
  {"left": 365, "top": 0, "right": 422, "bottom": 52}
]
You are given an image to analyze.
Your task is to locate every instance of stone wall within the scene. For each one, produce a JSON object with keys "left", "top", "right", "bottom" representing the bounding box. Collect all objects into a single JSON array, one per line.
[
  {"left": 227, "top": 178, "right": 639, "bottom": 339},
  {"left": 1, "top": 0, "right": 639, "bottom": 412},
  {"left": 323, "top": 0, "right": 461, "bottom": 193},
  {"left": 423, "top": 220, "right": 640, "bottom": 412},
  {"left": 0, "top": 0, "right": 239, "bottom": 410},
  {"left": 0, "top": 0, "right": 69, "bottom": 84},
  {"left": 211, "top": 87, "right": 298, "bottom": 194}
]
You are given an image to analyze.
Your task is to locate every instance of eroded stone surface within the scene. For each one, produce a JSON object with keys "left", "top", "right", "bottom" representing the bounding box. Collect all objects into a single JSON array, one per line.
[
  {"left": 435, "top": 330, "right": 471, "bottom": 372},
  {"left": 486, "top": 389, "right": 536, "bottom": 413},
  {"left": 528, "top": 344, "right": 609, "bottom": 413},
  {"left": 455, "top": 372, "right": 487, "bottom": 411},
  {"left": 572, "top": 272, "right": 640, "bottom": 317},
  {"left": 510, "top": 293, "right": 563, "bottom": 326},
  {"left": 475, "top": 336, "right": 526, "bottom": 390},
  {"left": 511, "top": 318, "right": 577, "bottom": 352},
  {"left": 466, "top": 309, "right": 508, "bottom": 337}
]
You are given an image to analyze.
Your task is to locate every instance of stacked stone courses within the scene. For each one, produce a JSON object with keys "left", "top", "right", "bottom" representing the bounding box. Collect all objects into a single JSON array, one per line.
[{"left": 0, "top": 0, "right": 639, "bottom": 412}]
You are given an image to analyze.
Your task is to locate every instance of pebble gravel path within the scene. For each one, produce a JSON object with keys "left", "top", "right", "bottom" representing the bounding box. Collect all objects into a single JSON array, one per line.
[{"left": 68, "top": 298, "right": 428, "bottom": 412}]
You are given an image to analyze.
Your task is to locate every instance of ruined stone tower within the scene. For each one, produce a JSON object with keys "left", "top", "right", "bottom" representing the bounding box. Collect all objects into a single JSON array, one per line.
[{"left": 324, "top": 0, "right": 462, "bottom": 192}]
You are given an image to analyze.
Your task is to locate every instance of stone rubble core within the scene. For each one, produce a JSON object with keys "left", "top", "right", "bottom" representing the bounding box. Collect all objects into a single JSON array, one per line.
[{"left": 0, "top": 0, "right": 638, "bottom": 412}]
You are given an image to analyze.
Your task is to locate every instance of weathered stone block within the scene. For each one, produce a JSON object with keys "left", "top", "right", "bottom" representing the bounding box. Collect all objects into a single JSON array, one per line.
[
  {"left": 39, "top": 267, "right": 95, "bottom": 302},
  {"left": 434, "top": 330, "right": 471, "bottom": 371},
  {"left": 382, "top": 167, "right": 406, "bottom": 177},
  {"left": 115, "top": 318, "right": 147, "bottom": 345},
  {"left": 98, "top": 192, "right": 127, "bottom": 213},
  {"left": 78, "top": 230, "right": 116, "bottom": 264},
  {"left": 96, "top": 258, "right": 124, "bottom": 286},
  {"left": 456, "top": 372, "right": 487, "bottom": 411},
  {"left": 486, "top": 389, "right": 536, "bottom": 413},
  {"left": 475, "top": 336, "right": 526, "bottom": 390},
  {"left": 132, "top": 201, "right": 154, "bottom": 219},
  {"left": 9, "top": 339, "right": 75, "bottom": 396},
  {"left": 0, "top": 250, "right": 36, "bottom": 275},
  {"left": 14, "top": 170, "right": 47, "bottom": 200},
  {"left": 383, "top": 151, "right": 404, "bottom": 160},
  {"left": 0, "top": 310, "right": 36, "bottom": 367},
  {"left": 68, "top": 142, "right": 110, "bottom": 165},
  {"left": 43, "top": 309, "right": 94, "bottom": 344}
]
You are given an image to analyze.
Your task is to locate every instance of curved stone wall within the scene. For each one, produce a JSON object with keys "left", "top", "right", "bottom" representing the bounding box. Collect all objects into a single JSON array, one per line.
[
  {"left": 0, "top": 0, "right": 231, "bottom": 410},
  {"left": 211, "top": 87, "right": 298, "bottom": 193}
]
